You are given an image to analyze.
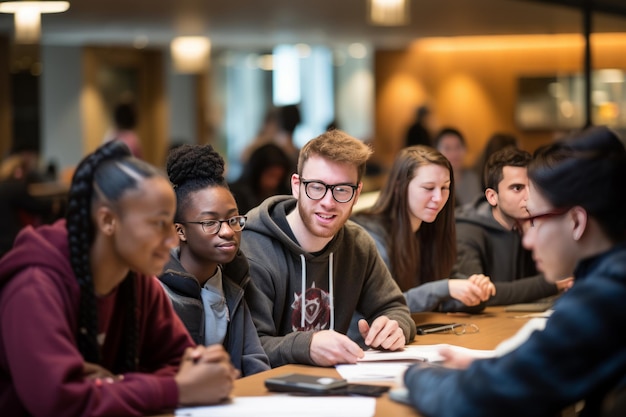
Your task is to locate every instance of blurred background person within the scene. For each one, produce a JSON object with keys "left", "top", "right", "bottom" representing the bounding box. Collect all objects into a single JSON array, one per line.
[
  {"left": 241, "top": 107, "right": 280, "bottom": 163},
  {"left": 0, "top": 150, "right": 61, "bottom": 258},
  {"left": 103, "top": 101, "right": 143, "bottom": 159},
  {"left": 405, "top": 105, "right": 432, "bottom": 148},
  {"left": 274, "top": 104, "right": 302, "bottom": 167},
  {"left": 434, "top": 127, "right": 481, "bottom": 207},
  {"left": 229, "top": 143, "right": 292, "bottom": 215}
]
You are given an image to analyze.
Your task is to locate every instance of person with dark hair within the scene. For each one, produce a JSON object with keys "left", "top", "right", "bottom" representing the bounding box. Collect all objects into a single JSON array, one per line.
[
  {"left": 404, "top": 105, "right": 432, "bottom": 148},
  {"left": 229, "top": 143, "right": 292, "bottom": 215},
  {"left": 159, "top": 144, "right": 270, "bottom": 376},
  {"left": 434, "top": 127, "right": 481, "bottom": 206},
  {"left": 104, "top": 101, "right": 143, "bottom": 159},
  {"left": 473, "top": 132, "right": 519, "bottom": 190},
  {"left": 403, "top": 126, "right": 626, "bottom": 417},
  {"left": 0, "top": 141, "right": 238, "bottom": 416},
  {"left": 275, "top": 104, "right": 301, "bottom": 169},
  {"left": 352, "top": 145, "right": 494, "bottom": 313},
  {"left": 452, "top": 146, "right": 572, "bottom": 305},
  {"left": 234, "top": 129, "right": 415, "bottom": 368}
]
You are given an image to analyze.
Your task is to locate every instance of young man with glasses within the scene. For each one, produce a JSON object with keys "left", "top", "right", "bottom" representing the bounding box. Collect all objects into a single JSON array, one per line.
[
  {"left": 235, "top": 129, "right": 415, "bottom": 367},
  {"left": 403, "top": 125, "right": 626, "bottom": 417},
  {"left": 452, "top": 146, "right": 572, "bottom": 305}
]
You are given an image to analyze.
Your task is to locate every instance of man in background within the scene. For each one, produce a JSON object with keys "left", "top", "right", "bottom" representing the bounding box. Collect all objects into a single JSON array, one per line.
[{"left": 452, "top": 146, "right": 572, "bottom": 304}]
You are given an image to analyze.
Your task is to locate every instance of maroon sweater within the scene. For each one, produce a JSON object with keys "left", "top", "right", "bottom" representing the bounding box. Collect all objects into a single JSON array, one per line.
[{"left": 0, "top": 221, "right": 194, "bottom": 416}]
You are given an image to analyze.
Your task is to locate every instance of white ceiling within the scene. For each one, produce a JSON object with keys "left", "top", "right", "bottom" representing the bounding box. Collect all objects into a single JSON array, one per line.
[{"left": 0, "top": 0, "right": 625, "bottom": 49}]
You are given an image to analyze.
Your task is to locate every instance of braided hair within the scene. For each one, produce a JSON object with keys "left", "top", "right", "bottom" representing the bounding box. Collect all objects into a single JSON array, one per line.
[
  {"left": 66, "top": 140, "right": 164, "bottom": 372},
  {"left": 166, "top": 144, "right": 227, "bottom": 222}
]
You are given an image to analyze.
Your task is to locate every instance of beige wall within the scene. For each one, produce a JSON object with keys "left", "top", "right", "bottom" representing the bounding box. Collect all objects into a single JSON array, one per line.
[
  {"left": 82, "top": 47, "right": 168, "bottom": 167},
  {"left": 374, "top": 33, "right": 626, "bottom": 169}
]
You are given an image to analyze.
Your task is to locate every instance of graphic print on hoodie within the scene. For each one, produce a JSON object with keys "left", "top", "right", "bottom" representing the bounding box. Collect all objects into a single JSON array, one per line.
[{"left": 291, "top": 282, "right": 330, "bottom": 331}]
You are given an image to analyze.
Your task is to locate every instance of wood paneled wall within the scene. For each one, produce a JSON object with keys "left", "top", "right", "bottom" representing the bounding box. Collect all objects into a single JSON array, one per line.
[{"left": 373, "top": 33, "right": 626, "bottom": 169}]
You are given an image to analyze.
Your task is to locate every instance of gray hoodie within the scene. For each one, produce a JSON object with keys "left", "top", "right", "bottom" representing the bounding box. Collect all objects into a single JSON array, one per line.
[
  {"left": 239, "top": 195, "right": 415, "bottom": 367},
  {"left": 453, "top": 196, "right": 557, "bottom": 305}
]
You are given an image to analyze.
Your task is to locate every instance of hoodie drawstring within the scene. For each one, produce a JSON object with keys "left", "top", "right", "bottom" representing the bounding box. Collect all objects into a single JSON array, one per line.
[
  {"left": 299, "top": 252, "right": 335, "bottom": 330},
  {"left": 328, "top": 252, "right": 334, "bottom": 330},
  {"left": 300, "top": 254, "right": 306, "bottom": 329}
]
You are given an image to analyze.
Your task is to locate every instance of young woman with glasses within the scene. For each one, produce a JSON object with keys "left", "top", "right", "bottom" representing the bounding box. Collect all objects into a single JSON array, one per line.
[
  {"left": 403, "top": 126, "right": 626, "bottom": 417},
  {"left": 159, "top": 144, "right": 270, "bottom": 377}
]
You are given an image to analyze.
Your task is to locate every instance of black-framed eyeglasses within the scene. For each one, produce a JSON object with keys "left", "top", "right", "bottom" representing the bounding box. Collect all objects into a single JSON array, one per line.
[
  {"left": 299, "top": 178, "right": 358, "bottom": 203},
  {"left": 515, "top": 208, "right": 570, "bottom": 233},
  {"left": 419, "top": 323, "right": 479, "bottom": 336},
  {"left": 177, "top": 215, "right": 247, "bottom": 235}
]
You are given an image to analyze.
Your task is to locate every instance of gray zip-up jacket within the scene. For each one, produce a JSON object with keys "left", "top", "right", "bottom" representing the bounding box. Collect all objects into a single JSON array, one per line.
[
  {"left": 159, "top": 249, "right": 270, "bottom": 376},
  {"left": 238, "top": 195, "right": 415, "bottom": 367}
]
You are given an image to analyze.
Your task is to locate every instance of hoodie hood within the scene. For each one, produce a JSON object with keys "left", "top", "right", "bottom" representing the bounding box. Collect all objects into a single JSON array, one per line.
[
  {"left": 244, "top": 195, "right": 341, "bottom": 331},
  {"left": 0, "top": 220, "right": 75, "bottom": 291},
  {"left": 455, "top": 195, "right": 507, "bottom": 232},
  {"left": 245, "top": 195, "right": 347, "bottom": 261}
]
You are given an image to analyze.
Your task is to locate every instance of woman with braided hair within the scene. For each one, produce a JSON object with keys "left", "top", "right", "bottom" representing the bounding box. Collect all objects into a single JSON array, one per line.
[
  {"left": 160, "top": 144, "right": 270, "bottom": 376},
  {"left": 0, "top": 141, "right": 238, "bottom": 416}
]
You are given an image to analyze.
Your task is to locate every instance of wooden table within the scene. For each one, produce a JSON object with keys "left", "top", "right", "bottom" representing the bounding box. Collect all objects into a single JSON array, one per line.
[
  {"left": 410, "top": 306, "right": 531, "bottom": 350},
  {"left": 157, "top": 307, "right": 531, "bottom": 417}
]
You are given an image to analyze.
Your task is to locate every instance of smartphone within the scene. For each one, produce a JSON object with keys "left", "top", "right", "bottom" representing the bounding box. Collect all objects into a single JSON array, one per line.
[
  {"left": 415, "top": 323, "right": 460, "bottom": 335},
  {"left": 344, "top": 383, "right": 390, "bottom": 397},
  {"left": 264, "top": 373, "right": 348, "bottom": 394}
]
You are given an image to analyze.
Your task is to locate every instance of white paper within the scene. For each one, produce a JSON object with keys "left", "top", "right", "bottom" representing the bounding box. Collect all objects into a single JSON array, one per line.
[
  {"left": 335, "top": 362, "right": 412, "bottom": 382},
  {"left": 175, "top": 396, "right": 376, "bottom": 417},
  {"left": 334, "top": 344, "right": 496, "bottom": 382},
  {"left": 358, "top": 344, "right": 495, "bottom": 363}
]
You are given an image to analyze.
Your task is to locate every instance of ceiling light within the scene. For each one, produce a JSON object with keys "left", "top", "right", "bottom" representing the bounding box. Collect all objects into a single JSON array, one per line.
[
  {"left": 170, "top": 36, "right": 211, "bottom": 73},
  {"left": 0, "top": 1, "right": 70, "bottom": 44},
  {"left": 368, "top": 0, "right": 410, "bottom": 26}
]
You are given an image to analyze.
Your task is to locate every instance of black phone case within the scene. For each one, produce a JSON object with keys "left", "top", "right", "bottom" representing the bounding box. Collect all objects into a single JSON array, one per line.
[
  {"left": 264, "top": 373, "right": 348, "bottom": 393},
  {"left": 264, "top": 373, "right": 389, "bottom": 397}
]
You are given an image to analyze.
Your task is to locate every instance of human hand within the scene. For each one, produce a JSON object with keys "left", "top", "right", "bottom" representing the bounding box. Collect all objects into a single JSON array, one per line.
[
  {"left": 358, "top": 316, "right": 405, "bottom": 351},
  {"left": 468, "top": 274, "right": 496, "bottom": 296},
  {"left": 437, "top": 347, "right": 476, "bottom": 369},
  {"left": 83, "top": 362, "right": 120, "bottom": 382},
  {"left": 556, "top": 276, "right": 574, "bottom": 292},
  {"left": 449, "top": 275, "right": 495, "bottom": 306},
  {"left": 175, "top": 345, "right": 239, "bottom": 406},
  {"left": 310, "top": 330, "right": 364, "bottom": 366}
]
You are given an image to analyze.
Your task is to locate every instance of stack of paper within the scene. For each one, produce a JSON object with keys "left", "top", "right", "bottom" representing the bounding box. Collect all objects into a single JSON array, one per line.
[{"left": 335, "top": 344, "right": 495, "bottom": 382}]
